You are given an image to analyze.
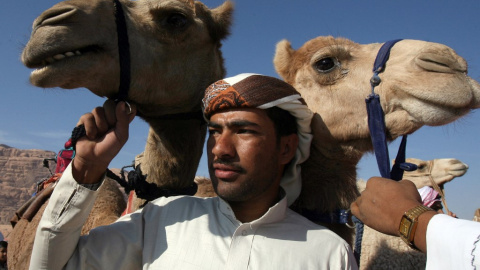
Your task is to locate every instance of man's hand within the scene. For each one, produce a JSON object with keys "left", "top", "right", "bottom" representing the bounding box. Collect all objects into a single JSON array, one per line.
[
  {"left": 350, "top": 177, "right": 437, "bottom": 252},
  {"left": 72, "top": 100, "right": 136, "bottom": 184},
  {"left": 350, "top": 178, "right": 423, "bottom": 236}
]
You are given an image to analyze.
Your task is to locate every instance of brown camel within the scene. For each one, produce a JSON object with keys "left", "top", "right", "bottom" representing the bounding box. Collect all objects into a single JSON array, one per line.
[
  {"left": 8, "top": 176, "right": 127, "bottom": 269},
  {"left": 273, "top": 36, "right": 480, "bottom": 248},
  {"left": 10, "top": 0, "right": 233, "bottom": 269}
]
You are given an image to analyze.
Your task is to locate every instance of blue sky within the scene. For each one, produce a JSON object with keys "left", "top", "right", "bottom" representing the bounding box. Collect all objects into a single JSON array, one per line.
[{"left": 1, "top": 0, "right": 479, "bottom": 219}]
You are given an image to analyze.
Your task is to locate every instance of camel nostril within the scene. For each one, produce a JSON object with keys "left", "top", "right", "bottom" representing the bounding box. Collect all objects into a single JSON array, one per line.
[
  {"left": 34, "top": 7, "right": 77, "bottom": 29},
  {"left": 415, "top": 47, "right": 467, "bottom": 74}
]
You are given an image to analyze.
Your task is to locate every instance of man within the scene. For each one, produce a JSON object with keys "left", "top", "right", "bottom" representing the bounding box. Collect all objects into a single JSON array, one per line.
[
  {"left": 0, "top": 241, "right": 7, "bottom": 270},
  {"left": 351, "top": 177, "right": 480, "bottom": 269},
  {"left": 30, "top": 73, "right": 357, "bottom": 269}
]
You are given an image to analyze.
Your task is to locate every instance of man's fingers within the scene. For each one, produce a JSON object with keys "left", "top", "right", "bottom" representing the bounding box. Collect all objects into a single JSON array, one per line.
[
  {"left": 92, "top": 107, "right": 109, "bottom": 136},
  {"left": 103, "top": 99, "right": 117, "bottom": 128},
  {"left": 110, "top": 102, "right": 136, "bottom": 143},
  {"left": 399, "top": 179, "right": 417, "bottom": 189},
  {"left": 116, "top": 101, "right": 136, "bottom": 124},
  {"left": 399, "top": 180, "right": 423, "bottom": 202},
  {"left": 77, "top": 113, "right": 98, "bottom": 140},
  {"left": 350, "top": 201, "right": 360, "bottom": 218}
]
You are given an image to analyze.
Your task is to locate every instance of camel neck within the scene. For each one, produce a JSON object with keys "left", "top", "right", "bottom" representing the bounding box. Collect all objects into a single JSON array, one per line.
[{"left": 140, "top": 117, "right": 207, "bottom": 188}]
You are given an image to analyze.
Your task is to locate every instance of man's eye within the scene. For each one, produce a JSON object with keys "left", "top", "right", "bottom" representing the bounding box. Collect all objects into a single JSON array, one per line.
[
  {"left": 238, "top": 129, "right": 255, "bottom": 134},
  {"left": 208, "top": 129, "right": 220, "bottom": 136}
]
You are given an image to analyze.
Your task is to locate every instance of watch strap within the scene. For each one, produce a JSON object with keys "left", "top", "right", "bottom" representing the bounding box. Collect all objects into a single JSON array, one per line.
[{"left": 399, "top": 205, "right": 433, "bottom": 250}]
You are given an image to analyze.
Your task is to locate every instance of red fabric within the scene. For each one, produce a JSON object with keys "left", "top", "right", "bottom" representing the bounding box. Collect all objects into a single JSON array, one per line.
[
  {"left": 55, "top": 139, "right": 75, "bottom": 174},
  {"left": 41, "top": 173, "right": 62, "bottom": 190},
  {"left": 122, "top": 191, "right": 135, "bottom": 216}
]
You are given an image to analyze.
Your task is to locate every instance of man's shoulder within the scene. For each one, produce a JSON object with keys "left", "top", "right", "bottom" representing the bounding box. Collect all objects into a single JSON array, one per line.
[
  {"left": 135, "top": 196, "right": 220, "bottom": 222},
  {"left": 150, "top": 195, "right": 217, "bottom": 206},
  {"left": 285, "top": 208, "right": 328, "bottom": 228},
  {"left": 284, "top": 208, "right": 348, "bottom": 241}
]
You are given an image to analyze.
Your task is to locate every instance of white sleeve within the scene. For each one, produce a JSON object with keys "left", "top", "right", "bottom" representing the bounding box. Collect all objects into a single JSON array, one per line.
[
  {"left": 29, "top": 163, "right": 144, "bottom": 270},
  {"left": 426, "top": 214, "right": 480, "bottom": 269}
]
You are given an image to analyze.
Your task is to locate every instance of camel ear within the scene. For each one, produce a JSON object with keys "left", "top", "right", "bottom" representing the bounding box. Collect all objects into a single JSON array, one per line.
[
  {"left": 274, "top": 39, "right": 296, "bottom": 84},
  {"left": 182, "top": 0, "right": 195, "bottom": 8},
  {"left": 209, "top": 1, "right": 234, "bottom": 41}
]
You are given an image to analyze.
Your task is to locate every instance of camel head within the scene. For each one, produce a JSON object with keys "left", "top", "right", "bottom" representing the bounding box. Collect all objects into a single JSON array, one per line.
[
  {"left": 401, "top": 157, "right": 469, "bottom": 189},
  {"left": 274, "top": 36, "right": 480, "bottom": 153},
  {"left": 22, "top": 0, "right": 233, "bottom": 118}
]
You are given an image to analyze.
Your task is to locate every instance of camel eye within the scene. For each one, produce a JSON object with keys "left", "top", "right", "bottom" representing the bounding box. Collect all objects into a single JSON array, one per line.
[
  {"left": 166, "top": 13, "right": 188, "bottom": 30},
  {"left": 313, "top": 57, "right": 339, "bottom": 73}
]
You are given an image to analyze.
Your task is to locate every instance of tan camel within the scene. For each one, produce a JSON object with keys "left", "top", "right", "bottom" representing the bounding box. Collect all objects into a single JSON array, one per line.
[
  {"left": 10, "top": 0, "right": 232, "bottom": 269},
  {"left": 474, "top": 209, "right": 480, "bottom": 222},
  {"left": 273, "top": 35, "right": 480, "bottom": 250},
  {"left": 401, "top": 158, "right": 468, "bottom": 189},
  {"left": 356, "top": 158, "right": 468, "bottom": 269},
  {"left": 356, "top": 158, "right": 469, "bottom": 191}
]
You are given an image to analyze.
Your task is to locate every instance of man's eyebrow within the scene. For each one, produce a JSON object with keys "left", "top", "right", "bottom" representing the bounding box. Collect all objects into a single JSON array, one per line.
[{"left": 208, "top": 120, "right": 260, "bottom": 128}]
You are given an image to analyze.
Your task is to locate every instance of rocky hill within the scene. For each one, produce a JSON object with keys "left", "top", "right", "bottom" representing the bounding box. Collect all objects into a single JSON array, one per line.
[{"left": 0, "top": 144, "right": 56, "bottom": 225}]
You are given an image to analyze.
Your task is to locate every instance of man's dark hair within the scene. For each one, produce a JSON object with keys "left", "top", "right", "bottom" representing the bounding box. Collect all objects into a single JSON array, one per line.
[
  {"left": 265, "top": 106, "right": 298, "bottom": 141},
  {"left": 0, "top": 241, "right": 7, "bottom": 248}
]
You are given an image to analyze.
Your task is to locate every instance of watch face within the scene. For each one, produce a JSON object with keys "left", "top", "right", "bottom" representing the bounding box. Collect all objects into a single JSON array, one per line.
[{"left": 400, "top": 217, "right": 413, "bottom": 237}]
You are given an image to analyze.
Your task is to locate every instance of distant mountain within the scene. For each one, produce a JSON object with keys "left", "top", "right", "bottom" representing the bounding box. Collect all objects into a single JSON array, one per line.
[{"left": 0, "top": 144, "right": 56, "bottom": 225}]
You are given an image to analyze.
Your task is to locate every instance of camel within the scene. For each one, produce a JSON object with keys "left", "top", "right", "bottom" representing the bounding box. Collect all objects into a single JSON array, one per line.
[
  {"left": 400, "top": 158, "right": 469, "bottom": 189},
  {"left": 273, "top": 36, "right": 480, "bottom": 264},
  {"left": 356, "top": 157, "right": 468, "bottom": 269},
  {"left": 8, "top": 176, "right": 127, "bottom": 269},
  {"left": 10, "top": 0, "right": 233, "bottom": 269}
]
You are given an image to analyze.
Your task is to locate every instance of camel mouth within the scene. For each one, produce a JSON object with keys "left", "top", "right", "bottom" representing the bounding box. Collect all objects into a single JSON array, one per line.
[{"left": 25, "top": 45, "right": 101, "bottom": 69}]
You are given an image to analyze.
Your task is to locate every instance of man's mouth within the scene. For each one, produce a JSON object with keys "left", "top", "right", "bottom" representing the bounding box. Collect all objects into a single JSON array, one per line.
[{"left": 212, "top": 162, "right": 244, "bottom": 179}]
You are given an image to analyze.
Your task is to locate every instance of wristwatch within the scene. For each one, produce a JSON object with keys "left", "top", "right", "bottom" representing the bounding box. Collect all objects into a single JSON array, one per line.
[{"left": 399, "top": 205, "right": 433, "bottom": 250}]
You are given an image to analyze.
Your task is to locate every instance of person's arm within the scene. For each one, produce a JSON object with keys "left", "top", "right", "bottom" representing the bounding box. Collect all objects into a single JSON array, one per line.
[
  {"left": 29, "top": 101, "right": 137, "bottom": 270},
  {"left": 72, "top": 100, "right": 135, "bottom": 185},
  {"left": 350, "top": 177, "right": 436, "bottom": 252},
  {"left": 351, "top": 177, "right": 480, "bottom": 269},
  {"left": 425, "top": 214, "right": 480, "bottom": 269}
]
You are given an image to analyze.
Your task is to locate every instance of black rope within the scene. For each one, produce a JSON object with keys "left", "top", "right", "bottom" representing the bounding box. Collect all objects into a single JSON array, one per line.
[
  {"left": 106, "top": 164, "right": 198, "bottom": 202},
  {"left": 70, "top": 124, "right": 87, "bottom": 150},
  {"left": 113, "top": 0, "right": 131, "bottom": 101}
]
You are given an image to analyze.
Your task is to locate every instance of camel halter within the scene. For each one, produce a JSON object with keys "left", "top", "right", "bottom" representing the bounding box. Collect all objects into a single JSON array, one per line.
[
  {"left": 112, "top": 0, "right": 131, "bottom": 102},
  {"left": 111, "top": 0, "right": 204, "bottom": 122},
  {"left": 354, "top": 39, "right": 425, "bottom": 264},
  {"left": 67, "top": 0, "right": 198, "bottom": 201},
  {"left": 424, "top": 160, "right": 451, "bottom": 214},
  {"left": 365, "top": 39, "right": 414, "bottom": 181}
]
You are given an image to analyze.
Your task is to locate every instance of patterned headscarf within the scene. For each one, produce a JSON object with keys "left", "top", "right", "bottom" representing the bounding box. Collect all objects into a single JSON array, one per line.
[{"left": 202, "top": 73, "right": 313, "bottom": 205}]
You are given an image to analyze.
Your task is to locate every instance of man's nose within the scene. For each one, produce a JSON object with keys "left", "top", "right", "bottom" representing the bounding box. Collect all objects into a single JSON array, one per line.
[{"left": 212, "top": 133, "right": 236, "bottom": 158}]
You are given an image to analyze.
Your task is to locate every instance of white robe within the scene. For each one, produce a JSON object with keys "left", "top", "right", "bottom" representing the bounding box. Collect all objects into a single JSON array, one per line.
[{"left": 426, "top": 214, "right": 480, "bottom": 269}]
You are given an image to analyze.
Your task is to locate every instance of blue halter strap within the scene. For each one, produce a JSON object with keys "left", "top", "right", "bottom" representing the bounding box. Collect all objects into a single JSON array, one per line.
[
  {"left": 366, "top": 38, "right": 403, "bottom": 180},
  {"left": 354, "top": 39, "right": 421, "bottom": 265}
]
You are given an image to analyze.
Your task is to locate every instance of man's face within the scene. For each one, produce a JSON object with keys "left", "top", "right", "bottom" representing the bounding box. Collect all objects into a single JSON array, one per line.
[
  {"left": 207, "top": 108, "right": 287, "bottom": 203},
  {"left": 0, "top": 247, "right": 6, "bottom": 263}
]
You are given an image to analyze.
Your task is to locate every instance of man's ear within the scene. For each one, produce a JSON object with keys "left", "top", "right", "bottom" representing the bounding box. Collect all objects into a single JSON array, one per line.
[{"left": 279, "top": 134, "right": 299, "bottom": 165}]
